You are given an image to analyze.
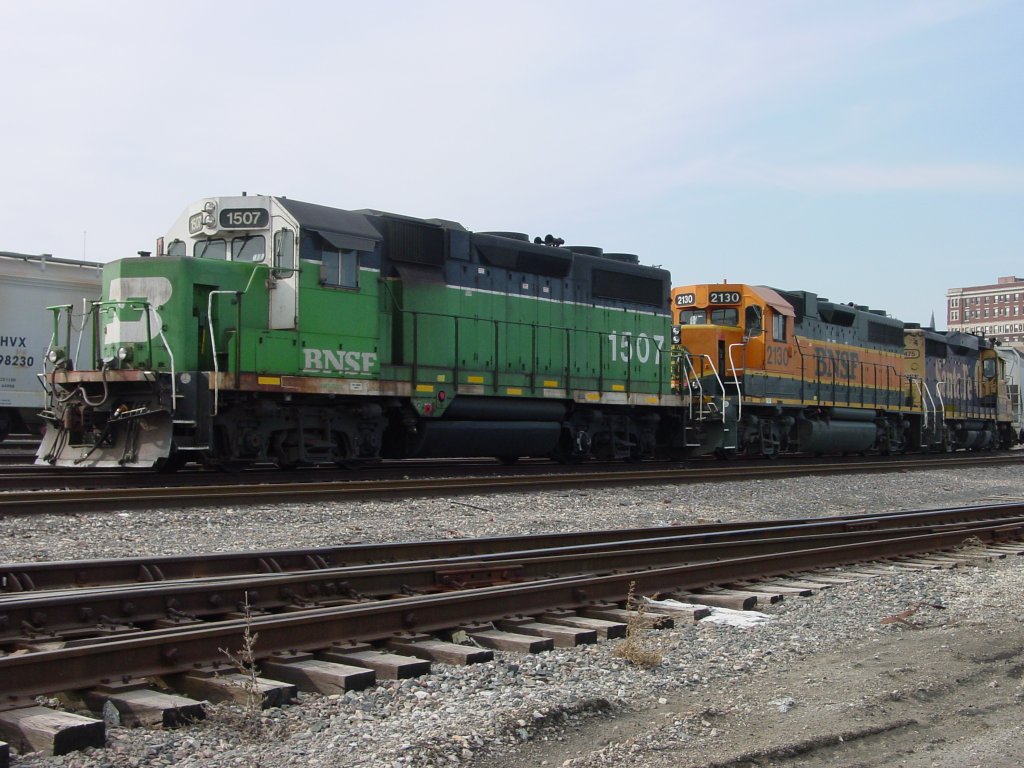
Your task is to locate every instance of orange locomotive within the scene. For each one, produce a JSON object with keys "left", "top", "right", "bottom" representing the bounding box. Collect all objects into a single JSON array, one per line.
[{"left": 670, "top": 284, "right": 1015, "bottom": 457}]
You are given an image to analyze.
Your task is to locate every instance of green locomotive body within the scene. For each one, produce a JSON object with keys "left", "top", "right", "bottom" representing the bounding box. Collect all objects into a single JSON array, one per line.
[{"left": 39, "top": 196, "right": 683, "bottom": 468}]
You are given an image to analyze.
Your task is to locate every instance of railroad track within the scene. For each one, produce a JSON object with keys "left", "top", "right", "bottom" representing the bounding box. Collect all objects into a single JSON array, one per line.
[
  {"left": 4, "top": 501, "right": 1023, "bottom": 592},
  {"left": 0, "top": 503, "right": 1022, "bottom": 757},
  {"left": 1, "top": 452, "right": 1021, "bottom": 515},
  {"left": 0, "top": 456, "right": 552, "bottom": 489}
]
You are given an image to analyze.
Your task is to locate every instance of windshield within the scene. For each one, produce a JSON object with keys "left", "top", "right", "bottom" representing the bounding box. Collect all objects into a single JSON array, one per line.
[
  {"left": 194, "top": 239, "right": 226, "bottom": 260},
  {"left": 232, "top": 235, "right": 267, "bottom": 263},
  {"left": 679, "top": 308, "right": 739, "bottom": 326}
]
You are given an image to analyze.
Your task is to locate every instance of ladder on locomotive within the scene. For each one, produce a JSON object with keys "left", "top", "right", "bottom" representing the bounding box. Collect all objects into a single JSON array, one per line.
[
  {"left": 911, "top": 377, "right": 945, "bottom": 449},
  {"left": 681, "top": 353, "right": 739, "bottom": 451}
]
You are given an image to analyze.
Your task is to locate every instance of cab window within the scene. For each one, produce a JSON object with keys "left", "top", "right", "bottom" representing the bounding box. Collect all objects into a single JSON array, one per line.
[
  {"left": 194, "top": 239, "right": 226, "bottom": 260},
  {"left": 680, "top": 309, "right": 707, "bottom": 325},
  {"left": 772, "top": 312, "right": 787, "bottom": 341},
  {"left": 983, "top": 358, "right": 997, "bottom": 379},
  {"left": 300, "top": 232, "right": 360, "bottom": 289},
  {"left": 321, "top": 248, "right": 359, "bottom": 289},
  {"left": 711, "top": 308, "right": 738, "bottom": 326},
  {"left": 679, "top": 308, "right": 738, "bottom": 326},
  {"left": 745, "top": 306, "right": 763, "bottom": 335},
  {"left": 231, "top": 235, "right": 266, "bottom": 263},
  {"left": 274, "top": 228, "right": 295, "bottom": 273}
]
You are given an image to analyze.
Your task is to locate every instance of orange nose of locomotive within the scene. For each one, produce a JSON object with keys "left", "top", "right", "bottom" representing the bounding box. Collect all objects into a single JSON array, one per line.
[{"left": 672, "top": 286, "right": 748, "bottom": 385}]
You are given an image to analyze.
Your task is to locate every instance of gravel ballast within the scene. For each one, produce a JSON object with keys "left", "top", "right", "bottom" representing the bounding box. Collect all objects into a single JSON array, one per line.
[{"left": 2, "top": 464, "right": 1023, "bottom": 767}]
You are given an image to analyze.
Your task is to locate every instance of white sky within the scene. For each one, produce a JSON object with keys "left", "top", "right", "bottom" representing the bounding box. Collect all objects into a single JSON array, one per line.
[{"left": 1, "top": 0, "right": 1021, "bottom": 326}]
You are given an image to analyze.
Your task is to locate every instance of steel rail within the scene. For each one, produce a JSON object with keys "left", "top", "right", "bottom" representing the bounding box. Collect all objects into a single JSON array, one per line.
[
  {"left": 6, "top": 450, "right": 1006, "bottom": 480},
  {"left": 0, "top": 453, "right": 1021, "bottom": 515},
  {"left": 2, "top": 516, "right": 1021, "bottom": 646},
  {"left": 0, "top": 457, "right": 560, "bottom": 491},
  {"left": 0, "top": 453, "right": 35, "bottom": 466},
  {"left": 2, "top": 520, "right": 1020, "bottom": 702},
  {"left": 4, "top": 501, "right": 1024, "bottom": 593}
]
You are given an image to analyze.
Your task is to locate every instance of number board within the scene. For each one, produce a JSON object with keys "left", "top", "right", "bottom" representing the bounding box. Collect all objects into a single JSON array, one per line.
[
  {"left": 674, "top": 293, "right": 696, "bottom": 307},
  {"left": 219, "top": 208, "right": 270, "bottom": 229},
  {"left": 708, "top": 291, "right": 741, "bottom": 305}
]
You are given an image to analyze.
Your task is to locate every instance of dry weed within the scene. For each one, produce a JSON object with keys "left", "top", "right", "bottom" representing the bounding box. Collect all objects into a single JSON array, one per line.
[
  {"left": 613, "top": 581, "right": 664, "bottom": 668},
  {"left": 205, "top": 597, "right": 274, "bottom": 737}
]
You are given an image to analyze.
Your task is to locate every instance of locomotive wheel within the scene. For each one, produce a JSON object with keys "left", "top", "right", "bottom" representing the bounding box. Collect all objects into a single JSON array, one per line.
[
  {"left": 551, "top": 451, "right": 583, "bottom": 464},
  {"left": 154, "top": 449, "right": 186, "bottom": 474},
  {"left": 216, "top": 460, "right": 252, "bottom": 473},
  {"left": 202, "top": 452, "right": 252, "bottom": 472},
  {"left": 336, "top": 459, "right": 370, "bottom": 469},
  {"left": 759, "top": 424, "right": 781, "bottom": 459},
  {"left": 550, "top": 431, "right": 587, "bottom": 464},
  {"left": 272, "top": 444, "right": 298, "bottom": 469}
]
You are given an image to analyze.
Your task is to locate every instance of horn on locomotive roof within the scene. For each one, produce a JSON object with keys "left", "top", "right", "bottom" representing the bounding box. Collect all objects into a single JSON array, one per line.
[{"left": 533, "top": 234, "right": 565, "bottom": 247}]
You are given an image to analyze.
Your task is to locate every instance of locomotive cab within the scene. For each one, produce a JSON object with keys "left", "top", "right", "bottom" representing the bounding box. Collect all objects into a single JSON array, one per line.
[
  {"left": 670, "top": 284, "right": 797, "bottom": 456},
  {"left": 672, "top": 284, "right": 796, "bottom": 394},
  {"left": 979, "top": 347, "right": 1004, "bottom": 407}
]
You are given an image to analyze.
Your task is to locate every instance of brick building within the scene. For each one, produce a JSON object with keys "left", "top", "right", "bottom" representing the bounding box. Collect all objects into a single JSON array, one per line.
[{"left": 946, "top": 276, "right": 1024, "bottom": 347}]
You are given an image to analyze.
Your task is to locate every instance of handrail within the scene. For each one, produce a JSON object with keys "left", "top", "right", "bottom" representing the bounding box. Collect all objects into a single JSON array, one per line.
[
  {"left": 684, "top": 353, "right": 729, "bottom": 419},
  {"left": 910, "top": 376, "right": 939, "bottom": 435},
  {"left": 39, "top": 300, "right": 178, "bottom": 412},
  {"left": 97, "top": 299, "right": 178, "bottom": 408},
  {"left": 149, "top": 306, "right": 177, "bottom": 407},
  {"left": 42, "top": 303, "right": 75, "bottom": 383},
  {"left": 207, "top": 291, "right": 237, "bottom": 417},
  {"left": 922, "top": 379, "right": 938, "bottom": 431},
  {"left": 391, "top": 303, "right": 667, "bottom": 395},
  {"left": 73, "top": 297, "right": 90, "bottom": 369},
  {"left": 726, "top": 341, "right": 745, "bottom": 424},
  {"left": 911, "top": 378, "right": 927, "bottom": 431},
  {"left": 681, "top": 352, "right": 735, "bottom": 450},
  {"left": 793, "top": 341, "right": 904, "bottom": 409},
  {"left": 934, "top": 381, "right": 947, "bottom": 445},
  {"left": 680, "top": 354, "right": 704, "bottom": 418},
  {"left": 207, "top": 265, "right": 268, "bottom": 416}
]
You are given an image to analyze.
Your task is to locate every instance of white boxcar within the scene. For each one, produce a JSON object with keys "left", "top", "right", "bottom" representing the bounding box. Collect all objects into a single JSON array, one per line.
[
  {"left": 999, "top": 347, "right": 1024, "bottom": 440},
  {"left": 0, "top": 251, "right": 102, "bottom": 441}
]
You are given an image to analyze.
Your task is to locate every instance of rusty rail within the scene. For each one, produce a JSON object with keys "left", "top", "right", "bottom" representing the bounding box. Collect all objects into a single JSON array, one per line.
[
  {"left": 4, "top": 501, "right": 1024, "bottom": 593},
  {"left": 1, "top": 453, "right": 1021, "bottom": 515},
  {"left": 2, "top": 513, "right": 1022, "bottom": 702},
  {"left": 2, "top": 516, "right": 1021, "bottom": 646}
]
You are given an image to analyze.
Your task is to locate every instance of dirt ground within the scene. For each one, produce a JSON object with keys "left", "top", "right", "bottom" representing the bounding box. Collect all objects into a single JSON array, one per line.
[{"left": 488, "top": 614, "right": 1024, "bottom": 768}]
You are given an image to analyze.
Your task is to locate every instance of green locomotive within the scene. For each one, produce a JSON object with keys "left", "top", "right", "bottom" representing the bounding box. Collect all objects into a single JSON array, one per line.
[{"left": 38, "top": 196, "right": 684, "bottom": 469}]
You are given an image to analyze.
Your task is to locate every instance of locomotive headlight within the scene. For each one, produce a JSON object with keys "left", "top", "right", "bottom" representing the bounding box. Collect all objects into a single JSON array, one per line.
[
  {"left": 117, "top": 346, "right": 133, "bottom": 362},
  {"left": 47, "top": 347, "right": 66, "bottom": 364},
  {"left": 202, "top": 212, "right": 215, "bottom": 226},
  {"left": 203, "top": 201, "right": 217, "bottom": 213}
]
